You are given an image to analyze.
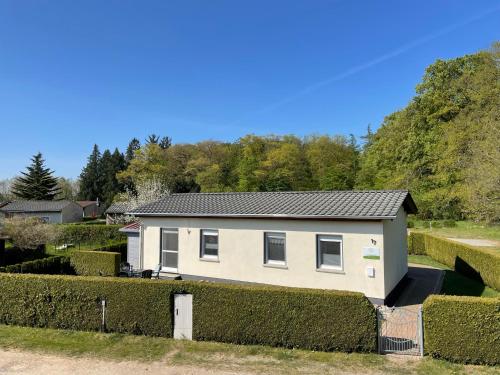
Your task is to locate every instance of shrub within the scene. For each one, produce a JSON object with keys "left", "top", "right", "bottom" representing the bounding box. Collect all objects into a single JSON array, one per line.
[
  {"left": 91, "top": 242, "right": 127, "bottom": 261},
  {"left": 407, "top": 220, "right": 415, "bottom": 228},
  {"left": 0, "top": 274, "right": 377, "bottom": 352},
  {"left": 3, "top": 217, "right": 59, "bottom": 250},
  {"left": 423, "top": 295, "right": 500, "bottom": 365},
  {"left": 70, "top": 251, "right": 120, "bottom": 276},
  {"left": 407, "top": 233, "right": 500, "bottom": 290},
  {"left": 442, "top": 220, "right": 456, "bottom": 228},
  {"left": 0, "top": 256, "right": 73, "bottom": 275},
  {"left": 56, "top": 224, "right": 126, "bottom": 246},
  {"left": 0, "top": 246, "right": 48, "bottom": 267},
  {"left": 407, "top": 232, "right": 426, "bottom": 255}
]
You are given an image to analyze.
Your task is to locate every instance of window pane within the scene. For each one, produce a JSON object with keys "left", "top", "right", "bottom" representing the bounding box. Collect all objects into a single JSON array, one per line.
[
  {"left": 202, "top": 232, "right": 218, "bottom": 257},
  {"left": 162, "top": 251, "right": 178, "bottom": 269},
  {"left": 162, "top": 231, "right": 178, "bottom": 251},
  {"left": 266, "top": 234, "right": 285, "bottom": 262},
  {"left": 320, "top": 240, "right": 341, "bottom": 267}
]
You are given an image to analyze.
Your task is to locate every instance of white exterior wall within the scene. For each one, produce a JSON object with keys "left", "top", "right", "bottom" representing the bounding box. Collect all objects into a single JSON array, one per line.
[
  {"left": 382, "top": 206, "right": 408, "bottom": 296},
  {"left": 141, "top": 216, "right": 396, "bottom": 300}
]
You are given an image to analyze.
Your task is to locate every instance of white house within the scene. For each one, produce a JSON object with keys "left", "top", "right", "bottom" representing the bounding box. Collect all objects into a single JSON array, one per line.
[
  {"left": 0, "top": 200, "right": 83, "bottom": 224},
  {"left": 129, "top": 190, "right": 417, "bottom": 304}
]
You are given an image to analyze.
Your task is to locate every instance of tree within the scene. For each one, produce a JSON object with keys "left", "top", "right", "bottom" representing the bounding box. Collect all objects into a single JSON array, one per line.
[
  {"left": 159, "top": 136, "right": 172, "bottom": 150},
  {"left": 56, "top": 178, "right": 80, "bottom": 200},
  {"left": 11, "top": 153, "right": 61, "bottom": 200},
  {"left": 146, "top": 134, "right": 160, "bottom": 145},
  {"left": 3, "top": 217, "right": 59, "bottom": 249},
  {"left": 78, "top": 145, "right": 102, "bottom": 201},
  {"left": 125, "top": 138, "right": 141, "bottom": 164}
]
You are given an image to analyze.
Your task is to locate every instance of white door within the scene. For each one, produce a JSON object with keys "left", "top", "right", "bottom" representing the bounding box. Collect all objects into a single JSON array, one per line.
[{"left": 174, "top": 294, "right": 193, "bottom": 340}]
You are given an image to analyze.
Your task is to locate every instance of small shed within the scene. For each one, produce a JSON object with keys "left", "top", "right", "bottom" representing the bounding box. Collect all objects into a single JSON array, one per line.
[
  {"left": 119, "top": 222, "right": 141, "bottom": 269},
  {"left": 77, "top": 201, "right": 104, "bottom": 218},
  {"left": 0, "top": 201, "right": 83, "bottom": 224}
]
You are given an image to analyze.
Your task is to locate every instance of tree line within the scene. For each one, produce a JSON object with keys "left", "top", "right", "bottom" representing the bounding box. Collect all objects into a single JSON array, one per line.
[{"left": 6, "top": 43, "right": 499, "bottom": 222}]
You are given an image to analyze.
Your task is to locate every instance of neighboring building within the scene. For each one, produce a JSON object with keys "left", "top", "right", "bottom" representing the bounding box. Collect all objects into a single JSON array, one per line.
[
  {"left": 130, "top": 190, "right": 417, "bottom": 304},
  {"left": 0, "top": 200, "right": 83, "bottom": 224},
  {"left": 105, "top": 202, "right": 130, "bottom": 224},
  {"left": 119, "top": 222, "right": 141, "bottom": 269},
  {"left": 77, "top": 200, "right": 103, "bottom": 218}
]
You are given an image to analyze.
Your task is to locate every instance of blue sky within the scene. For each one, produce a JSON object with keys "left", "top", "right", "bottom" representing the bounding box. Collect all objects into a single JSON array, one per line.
[{"left": 0, "top": 0, "right": 499, "bottom": 179}]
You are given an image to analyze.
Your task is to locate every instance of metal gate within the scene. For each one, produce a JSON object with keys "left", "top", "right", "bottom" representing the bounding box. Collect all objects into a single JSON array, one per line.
[{"left": 377, "top": 306, "right": 423, "bottom": 356}]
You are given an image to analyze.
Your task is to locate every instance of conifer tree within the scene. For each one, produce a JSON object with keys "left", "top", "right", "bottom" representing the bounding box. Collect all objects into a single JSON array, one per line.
[
  {"left": 78, "top": 144, "right": 101, "bottom": 201},
  {"left": 11, "top": 153, "right": 61, "bottom": 200}
]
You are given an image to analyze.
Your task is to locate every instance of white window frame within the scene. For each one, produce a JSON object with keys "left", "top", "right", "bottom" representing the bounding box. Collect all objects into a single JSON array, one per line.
[
  {"left": 264, "top": 232, "right": 286, "bottom": 266},
  {"left": 200, "top": 229, "right": 219, "bottom": 260},
  {"left": 161, "top": 228, "right": 179, "bottom": 273},
  {"left": 316, "top": 235, "right": 343, "bottom": 271}
]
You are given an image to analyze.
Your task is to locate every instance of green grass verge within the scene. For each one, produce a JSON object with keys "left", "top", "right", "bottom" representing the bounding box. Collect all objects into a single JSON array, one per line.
[
  {"left": 410, "top": 220, "right": 500, "bottom": 244},
  {"left": 408, "top": 255, "right": 450, "bottom": 269},
  {"left": 0, "top": 325, "right": 498, "bottom": 374},
  {"left": 408, "top": 255, "right": 499, "bottom": 298},
  {"left": 45, "top": 239, "right": 126, "bottom": 256},
  {"left": 441, "top": 271, "right": 500, "bottom": 298}
]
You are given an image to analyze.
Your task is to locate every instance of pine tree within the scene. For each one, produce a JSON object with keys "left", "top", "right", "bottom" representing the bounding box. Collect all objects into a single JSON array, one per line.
[
  {"left": 159, "top": 136, "right": 172, "bottom": 149},
  {"left": 78, "top": 144, "right": 102, "bottom": 201},
  {"left": 125, "top": 138, "right": 141, "bottom": 164},
  {"left": 99, "top": 148, "right": 126, "bottom": 206},
  {"left": 11, "top": 153, "right": 61, "bottom": 200},
  {"left": 146, "top": 134, "right": 160, "bottom": 145}
]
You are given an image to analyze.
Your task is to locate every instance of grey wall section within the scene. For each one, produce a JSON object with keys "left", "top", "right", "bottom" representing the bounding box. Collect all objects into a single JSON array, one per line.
[
  {"left": 61, "top": 203, "right": 83, "bottom": 223},
  {"left": 382, "top": 206, "right": 408, "bottom": 298},
  {"left": 127, "top": 233, "right": 141, "bottom": 268},
  {"left": 8, "top": 211, "right": 63, "bottom": 223}
]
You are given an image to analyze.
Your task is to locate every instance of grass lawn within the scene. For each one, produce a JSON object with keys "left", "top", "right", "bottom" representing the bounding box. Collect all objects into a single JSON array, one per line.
[
  {"left": 408, "top": 255, "right": 499, "bottom": 298},
  {"left": 45, "top": 239, "right": 126, "bottom": 256},
  {"left": 410, "top": 220, "right": 500, "bottom": 244},
  {"left": 0, "top": 325, "right": 498, "bottom": 374},
  {"left": 408, "top": 255, "right": 450, "bottom": 269}
]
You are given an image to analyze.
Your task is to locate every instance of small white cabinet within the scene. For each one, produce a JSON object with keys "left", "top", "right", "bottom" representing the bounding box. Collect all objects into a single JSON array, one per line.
[{"left": 173, "top": 294, "right": 193, "bottom": 340}]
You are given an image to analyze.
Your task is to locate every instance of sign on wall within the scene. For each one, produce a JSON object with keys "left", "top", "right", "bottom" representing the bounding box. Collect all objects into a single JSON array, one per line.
[{"left": 363, "top": 246, "right": 380, "bottom": 260}]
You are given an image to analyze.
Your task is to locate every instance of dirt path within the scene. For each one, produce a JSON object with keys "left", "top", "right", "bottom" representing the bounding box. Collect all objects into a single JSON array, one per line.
[{"left": 0, "top": 349, "right": 246, "bottom": 375}]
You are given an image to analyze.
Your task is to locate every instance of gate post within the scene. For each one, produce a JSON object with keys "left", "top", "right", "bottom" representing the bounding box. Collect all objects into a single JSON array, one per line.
[
  {"left": 417, "top": 306, "right": 424, "bottom": 357},
  {"left": 376, "top": 307, "right": 382, "bottom": 354}
]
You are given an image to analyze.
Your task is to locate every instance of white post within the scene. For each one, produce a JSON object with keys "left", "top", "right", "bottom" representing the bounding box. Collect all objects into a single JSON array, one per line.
[{"left": 418, "top": 306, "right": 424, "bottom": 357}]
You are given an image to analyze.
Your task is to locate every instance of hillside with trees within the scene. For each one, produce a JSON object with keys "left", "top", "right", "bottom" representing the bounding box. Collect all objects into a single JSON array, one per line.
[
  {"left": 16, "top": 42, "right": 490, "bottom": 223},
  {"left": 356, "top": 42, "right": 499, "bottom": 222}
]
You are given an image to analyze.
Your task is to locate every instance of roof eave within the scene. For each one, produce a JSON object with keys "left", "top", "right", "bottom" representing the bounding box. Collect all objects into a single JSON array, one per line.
[{"left": 127, "top": 212, "right": 393, "bottom": 220}]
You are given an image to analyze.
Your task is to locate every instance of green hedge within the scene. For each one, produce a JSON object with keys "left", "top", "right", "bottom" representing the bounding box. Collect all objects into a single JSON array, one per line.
[
  {"left": 0, "top": 274, "right": 377, "bottom": 352},
  {"left": 57, "top": 224, "right": 126, "bottom": 245},
  {"left": 70, "top": 251, "right": 120, "bottom": 276},
  {"left": 407, "top": 232, "right": 500, "bottom": 290},
  {"left": 0, "top": 256, "right": 73, "bottom": 275},
  {"left": 91, "top": 242, "right": 127, "bottom": 260},
  {"left": 423, "top": 295, "right": 500, "bottom": 365}
]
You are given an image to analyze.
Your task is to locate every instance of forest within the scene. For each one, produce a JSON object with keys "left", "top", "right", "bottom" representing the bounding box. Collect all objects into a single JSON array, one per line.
[{"left": 7, "top": 43, "right": 498, "bottom": 223}]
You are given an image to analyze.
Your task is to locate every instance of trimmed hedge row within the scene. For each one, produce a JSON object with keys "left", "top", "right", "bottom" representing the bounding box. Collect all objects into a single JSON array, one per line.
[
  {"left": 91, "top": 242, "right": 127, "bottom": 260},
  {"left": 423, "top": 295, "right": 500, "bottom": 365},
  {"left": 0, "top": 246, "right": 48, "bottom": 267},
  {"left": 57, "top": 224, "right": 126, "bottom": 244},
  {"left": 0, "top": 256, "right": 73, "bottom": 275},
  {"left": 0, "top": 274, "right": 377, "bottom": 352},
  {"left": 408, "top": 232, "right": 500, "bottom": 290},
  {"left": 70, "top": 251, "right": 120, "bottom": 276}
]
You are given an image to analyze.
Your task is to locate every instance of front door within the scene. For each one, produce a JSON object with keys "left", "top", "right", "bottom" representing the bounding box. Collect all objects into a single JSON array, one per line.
[
  {"left": 161, "top": 228, "right": 178, "bottom": 272},
  {"left": 174, "top": 294, "right": 193, "bottom": 340}
]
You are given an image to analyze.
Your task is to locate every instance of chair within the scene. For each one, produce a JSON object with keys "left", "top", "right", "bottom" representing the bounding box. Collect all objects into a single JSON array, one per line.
[
  {"left": 141, "top": 269, "right": 153, "bottom": 279},
  {"left": 151, "top": 264, "right": 161, "bottom": 279}
]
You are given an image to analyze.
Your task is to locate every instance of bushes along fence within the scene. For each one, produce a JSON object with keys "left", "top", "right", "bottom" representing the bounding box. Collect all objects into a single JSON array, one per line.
[
  {"left": 56, "top": 224, "right": 126, "bottom": 246},
  {"left": 0, "top": 274, "right": 377, "bottom": 353},
  {"left": 408, "top": 232, "right": 500, "bottom": 290},
  {"left": 70, "top": 251, "right": 120, "bottom": 276},
  {"left": 423, "top": 295, "right": 500, "bottom": 365},
  {"left": 0, "top": 256, "right": 73, "bottom": 275}
]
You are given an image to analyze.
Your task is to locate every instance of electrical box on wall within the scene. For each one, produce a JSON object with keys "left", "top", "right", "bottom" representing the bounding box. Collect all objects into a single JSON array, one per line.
[{"left": 366, "top": 266, "right": 375, "bottom": 278}]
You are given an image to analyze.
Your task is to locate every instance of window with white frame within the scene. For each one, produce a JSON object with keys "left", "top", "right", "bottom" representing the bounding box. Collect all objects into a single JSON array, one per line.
[
  {"left": 200, "top": 229, "right": 218, "bottom": 259},
  {"left": 264, "top": 232, "right": 286, "bottom": 265},
  {"left": 317, "top": 235, "right": 343, "bottom": 270}
]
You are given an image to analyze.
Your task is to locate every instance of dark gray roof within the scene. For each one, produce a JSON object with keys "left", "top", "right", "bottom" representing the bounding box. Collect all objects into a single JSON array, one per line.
[
  {"left": 105, "top": 202, "right": 131, "bottom": 214},
  {"left": 129, "top": 190, "right": 417, "bottom": 220},
  {"left": 0, "top": 200, "right": 75, "bottom": 213}
]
